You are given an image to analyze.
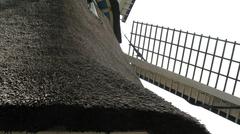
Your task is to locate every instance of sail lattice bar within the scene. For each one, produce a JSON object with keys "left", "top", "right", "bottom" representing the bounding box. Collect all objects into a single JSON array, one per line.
[
  {"left": 119, "top": 0, "right": 136, "bottom": 22},
  {"left": 126, "top": 21, "right": 240, "bottom": 125}
]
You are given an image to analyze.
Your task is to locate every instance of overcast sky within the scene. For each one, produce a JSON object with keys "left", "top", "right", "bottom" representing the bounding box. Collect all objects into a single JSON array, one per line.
[
  {"left": 120, "top": 0, "right": 240, "bottom": 133},
  {"left": 121, "top": 0, "right": 240, "bottom": 43}
]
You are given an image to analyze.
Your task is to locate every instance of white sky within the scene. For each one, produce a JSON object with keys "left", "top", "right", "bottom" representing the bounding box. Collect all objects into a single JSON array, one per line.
[
  {"left": 121, "top": 0, "right": 240, "bottom": 44},
  {"left": 120, "top": 0, "right": 240, "bottom": 133}
]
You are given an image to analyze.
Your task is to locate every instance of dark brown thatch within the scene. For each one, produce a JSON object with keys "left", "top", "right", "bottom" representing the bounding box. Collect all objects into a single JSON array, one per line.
[{"left": 0, "top": 0, "right": 210, "bottom": 133}]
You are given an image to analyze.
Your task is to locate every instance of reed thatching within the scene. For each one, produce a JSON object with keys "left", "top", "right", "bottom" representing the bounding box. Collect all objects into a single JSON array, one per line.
[{"left": 0, "top": 0, "right": 210, "bottom": 133}]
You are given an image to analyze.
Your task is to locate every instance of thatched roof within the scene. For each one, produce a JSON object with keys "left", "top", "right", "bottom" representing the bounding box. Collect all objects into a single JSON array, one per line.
[{"left": 0, "top": 0, "right": 210, "bottom": 133}]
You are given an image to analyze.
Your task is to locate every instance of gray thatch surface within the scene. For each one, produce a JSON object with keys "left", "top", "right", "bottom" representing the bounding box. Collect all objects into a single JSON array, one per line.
[{"left": 0, "top": 0, "right": 210, "bottom": 133}]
